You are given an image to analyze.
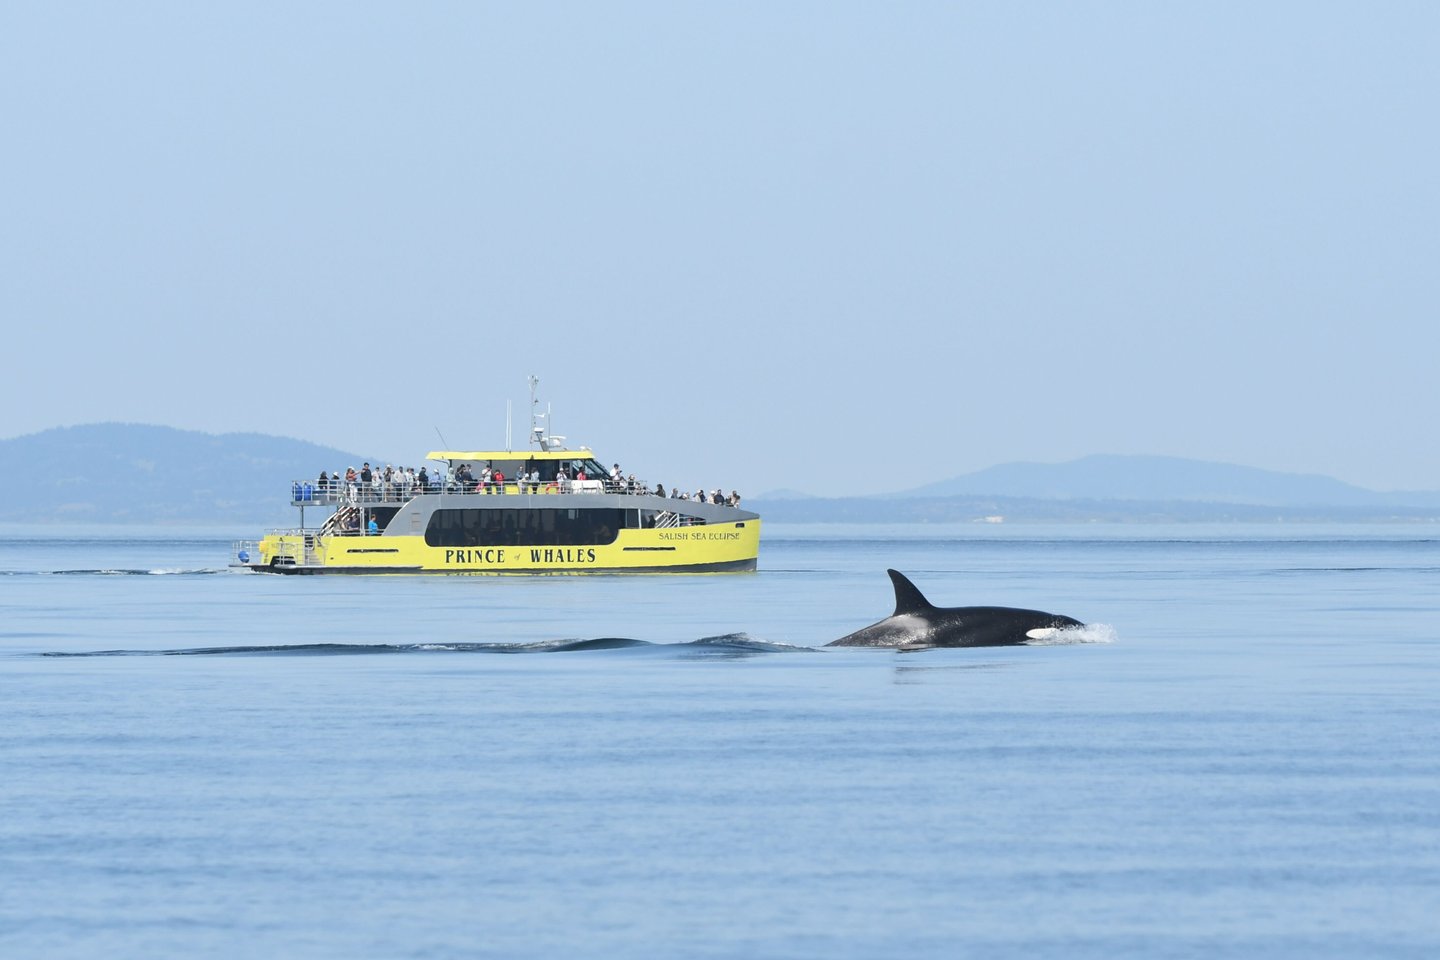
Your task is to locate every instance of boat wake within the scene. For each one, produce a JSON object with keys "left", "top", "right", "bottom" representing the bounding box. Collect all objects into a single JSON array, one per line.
[
  {"left": 1023, "top": 623, "right": 1117, "bottom": 645},
  {"left": 3, "top": 568, "right": 227, "bottom": 577},
  {"left": 38, "top": 633, "right": 817, "bottom": 658},
  {"left": 33, "top": 629, "right": 1116, "bottom": 659}
]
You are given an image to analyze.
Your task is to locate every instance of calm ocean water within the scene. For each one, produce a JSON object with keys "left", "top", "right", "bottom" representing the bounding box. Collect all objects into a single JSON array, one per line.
[{"left": 3, "top": 523, "right": 1438, "bottom": 959}]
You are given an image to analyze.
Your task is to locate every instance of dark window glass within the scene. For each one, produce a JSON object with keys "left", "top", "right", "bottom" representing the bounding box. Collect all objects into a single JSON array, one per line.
[
  {"left": 366, "top": 507, "right": 400, "bottom": 531},
  {"left": 424, "top": 508, "right": 628, "bottom": 547},
  {"left": 562, "top": 458, "right": 608, "bottom": 479}
]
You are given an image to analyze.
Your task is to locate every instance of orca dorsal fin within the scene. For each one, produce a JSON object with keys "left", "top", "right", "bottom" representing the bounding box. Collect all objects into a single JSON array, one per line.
[{"left": 888, "top": 569, "right": 936, "bottom": 616}]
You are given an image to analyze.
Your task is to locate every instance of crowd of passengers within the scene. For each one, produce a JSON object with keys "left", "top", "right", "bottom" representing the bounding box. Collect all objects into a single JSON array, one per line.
[{"left": 312, "top": 463, "right": 742, "bottom": 507}]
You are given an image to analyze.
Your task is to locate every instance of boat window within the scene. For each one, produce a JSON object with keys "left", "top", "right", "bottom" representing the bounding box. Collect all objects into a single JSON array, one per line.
[
  {"left": 565, "top": 458, "right": 608, "bottom": 479},
  {"left": 424, "top": 508, "right": 629, "bottom": 547}
]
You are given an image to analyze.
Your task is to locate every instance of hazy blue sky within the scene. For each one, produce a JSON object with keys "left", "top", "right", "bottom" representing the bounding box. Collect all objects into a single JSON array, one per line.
[{"left": 3, "top": 2, "right": 1436, "bottom": 497}]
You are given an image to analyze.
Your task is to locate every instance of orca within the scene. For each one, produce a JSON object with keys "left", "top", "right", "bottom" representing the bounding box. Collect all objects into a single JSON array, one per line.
[{"left": 827, "top": 569, "right": 1084, "bottom": 650}]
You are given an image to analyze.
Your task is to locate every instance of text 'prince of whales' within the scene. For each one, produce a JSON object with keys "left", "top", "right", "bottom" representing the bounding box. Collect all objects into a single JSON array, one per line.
[{"left": 828, "top": 569, "right": 1085, "bottom": 650}]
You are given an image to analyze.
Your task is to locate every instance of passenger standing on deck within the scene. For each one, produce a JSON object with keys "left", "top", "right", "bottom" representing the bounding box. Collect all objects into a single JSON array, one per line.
[
  {"left": 368, "top": 515, "right": 379, "bottom": 535},
  {"left": 360, "top": 463, "right": 373, "bottom": 501}
]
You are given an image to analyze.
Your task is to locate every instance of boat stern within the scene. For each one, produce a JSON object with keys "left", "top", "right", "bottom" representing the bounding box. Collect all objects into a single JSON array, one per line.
[{"left": 233, "top": 532, "right": 313, "bottom": 571}]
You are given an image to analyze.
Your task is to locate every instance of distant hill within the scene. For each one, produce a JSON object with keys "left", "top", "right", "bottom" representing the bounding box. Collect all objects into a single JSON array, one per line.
[
  {"left": 0, "top": 424, "right": 378, "bottom": 525},
  {"left": 895, "top": 454, "right": 1440, "bottom": 508},
  {"left": 745, "top": 494, "right": 1440, "bottom": 524},
  {"left": 749, "top": 454, "right": 1440, "bottom": 523},
  {"left": 752, "top": 488, "right": 816, "bottom": 501}
]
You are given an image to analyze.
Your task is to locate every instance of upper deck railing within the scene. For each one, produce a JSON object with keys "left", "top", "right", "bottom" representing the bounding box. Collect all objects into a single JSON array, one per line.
[{"left": 289, "top": 478, "right": 743, "bottom": 508}]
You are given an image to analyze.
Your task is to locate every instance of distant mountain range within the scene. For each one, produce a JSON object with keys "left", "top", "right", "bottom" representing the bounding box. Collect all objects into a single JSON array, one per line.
[
  {"left": 745, "top": 494, "right": 1440, "bottom": 525},
  {"left": 0, "top": 423, "right": 381, "bottom": 525},
  {"left": 2, "top": 424, "right": 1438, "bottom": 524},
  {"left": 752, "top": 454, "right": 1440, "bottom": 523},
  {"left": 892, "top": 454, "right": 1440, "bottom": 508}
]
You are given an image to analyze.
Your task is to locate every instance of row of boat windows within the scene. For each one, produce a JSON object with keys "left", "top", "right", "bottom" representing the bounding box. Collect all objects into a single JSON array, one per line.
[
  {"left": 423, "top": 508, "right": 655, "bottom": 547},
  {"left": 451, "top": 458, "right": 611, "bottom": 483}
]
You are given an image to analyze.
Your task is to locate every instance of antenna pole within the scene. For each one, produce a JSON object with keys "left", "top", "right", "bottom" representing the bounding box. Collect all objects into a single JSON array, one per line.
[{"left": 528, "top": 375, "right": 540, "bottom": 448}]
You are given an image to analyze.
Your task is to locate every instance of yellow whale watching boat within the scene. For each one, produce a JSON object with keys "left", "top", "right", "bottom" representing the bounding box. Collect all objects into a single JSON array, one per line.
[{"left": 233, "top": 379, "right": 760, "bottom": 574}]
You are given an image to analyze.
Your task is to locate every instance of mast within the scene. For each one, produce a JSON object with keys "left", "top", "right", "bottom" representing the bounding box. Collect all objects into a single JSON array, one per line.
[
  {"left": 529, "top": 375, "right": 541, "bottom": 449},
  {"left": 525, "top": 375, "right": 567, "bottom": 451}
]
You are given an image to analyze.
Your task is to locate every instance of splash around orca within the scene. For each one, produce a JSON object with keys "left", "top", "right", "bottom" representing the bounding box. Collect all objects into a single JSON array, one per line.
[{"left": 827, "top": 569, "right": 1084, "bottom": 650}]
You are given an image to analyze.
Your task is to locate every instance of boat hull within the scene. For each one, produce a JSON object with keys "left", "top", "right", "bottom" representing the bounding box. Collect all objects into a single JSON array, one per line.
[{"left": 245, "top": 518, "right": 760, "bottom": 575}]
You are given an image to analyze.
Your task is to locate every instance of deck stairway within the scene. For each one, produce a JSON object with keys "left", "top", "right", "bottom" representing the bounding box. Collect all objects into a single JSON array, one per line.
[{"left": 320, "top": 506, "right": 362, "bottom": 537}]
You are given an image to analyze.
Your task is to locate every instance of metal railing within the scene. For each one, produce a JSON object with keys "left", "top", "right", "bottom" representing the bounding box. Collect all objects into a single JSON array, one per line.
[
  {"left": 653, "top": 511, "right": 706, "bottom": 528},
  {"left": 291, "top": 479, "right": 741, "bottom": 507},
  {"left": 233, "top": 534, "right": 323, "bottom": 566}
]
